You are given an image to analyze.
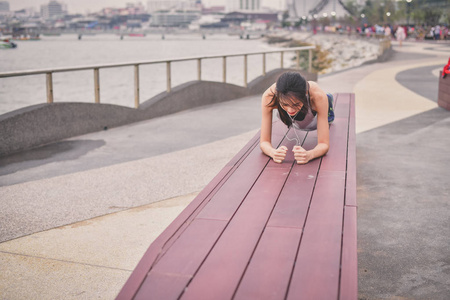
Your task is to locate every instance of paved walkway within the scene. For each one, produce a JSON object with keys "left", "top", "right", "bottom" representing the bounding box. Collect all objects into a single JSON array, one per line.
[{"left": 0, "top": 40, "right": 449, "bottom": 299}]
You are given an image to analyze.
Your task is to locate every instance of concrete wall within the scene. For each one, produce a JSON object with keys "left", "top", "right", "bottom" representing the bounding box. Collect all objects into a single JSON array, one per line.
[{"left": 0, "top": 68, "right": 316, "bottom": 156}]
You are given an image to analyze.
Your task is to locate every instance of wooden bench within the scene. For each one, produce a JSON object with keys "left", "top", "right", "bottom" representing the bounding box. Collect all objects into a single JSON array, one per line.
[
  {"left": 116, "top": 93, "right": 357, "bottom": 300},
  {"left": 438, "top": 71, "right": 450, "bottom": 111}
]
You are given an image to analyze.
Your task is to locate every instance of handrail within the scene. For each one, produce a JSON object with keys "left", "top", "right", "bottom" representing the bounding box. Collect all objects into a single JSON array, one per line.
[{"left": 0, "top": 46, "right": 315, "bottom": 108}]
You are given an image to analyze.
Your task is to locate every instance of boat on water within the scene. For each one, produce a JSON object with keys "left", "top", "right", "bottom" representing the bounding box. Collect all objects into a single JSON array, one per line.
[
  {"left": 0, "top": 39, "right": 18, "bottom": 49},
  {"left": 12, "top": 35, "right": 41, "bottom": 41},
  {"left": 128, "top": 33, "right": 146, "bottom": 37}
]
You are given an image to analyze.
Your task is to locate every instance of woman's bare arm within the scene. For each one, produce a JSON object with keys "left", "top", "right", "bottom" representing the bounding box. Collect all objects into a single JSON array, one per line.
[{"left": 260, "top": 83, "right": 288, "bottom": 163}]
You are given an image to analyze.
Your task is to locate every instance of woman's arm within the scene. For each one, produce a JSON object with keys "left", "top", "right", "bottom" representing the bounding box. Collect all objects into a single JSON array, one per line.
[
  {"left": 293, "top": 82, "right": 330, "bottom": 164},
  {"left": 260, "top": 83, "right": 288, "bottom": 163}
]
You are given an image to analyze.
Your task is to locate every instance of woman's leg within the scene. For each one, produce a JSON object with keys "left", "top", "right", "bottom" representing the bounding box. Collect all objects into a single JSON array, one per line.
[{"left": 327, "top": 93, "right": 335, "bottom": 124}]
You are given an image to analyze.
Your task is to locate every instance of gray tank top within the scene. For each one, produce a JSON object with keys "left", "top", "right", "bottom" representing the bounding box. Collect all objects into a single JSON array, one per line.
[{"left": 277, "top": 85, "right": 318, "bottom": 131}]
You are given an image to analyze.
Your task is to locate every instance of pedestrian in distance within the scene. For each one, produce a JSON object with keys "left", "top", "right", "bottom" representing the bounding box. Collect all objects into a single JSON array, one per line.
[
  {"left": 260, "top": 72, "right": 335, "bottom": 165},
  {"left": 396, "top": 25, "right": 406, "bottom": 47}
]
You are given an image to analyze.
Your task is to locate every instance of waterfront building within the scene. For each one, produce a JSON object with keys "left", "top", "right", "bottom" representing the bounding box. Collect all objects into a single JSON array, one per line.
[
  {"left": 227, "top": 0, "right": 261, "bottom": 12},
  {"left": 221, "top": 11, "right": 277, "bottom": 25},
  {"left": 0, "top": 1, "right": 9, "bottom": 12},
  {"left": 150, "top": 9, "right": 200, "bottom": 26},
  {"left": 40, "top": 1, "right": 65, "bottom": 20},
  {"left": 147, "top": 0, "right": 198, "bottom": 13}
]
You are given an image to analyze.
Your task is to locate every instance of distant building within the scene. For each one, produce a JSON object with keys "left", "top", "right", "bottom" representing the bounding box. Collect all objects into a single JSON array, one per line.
[
  {"left": 227, "top": 0, "right": 261, "bottom": 12},
  {"left": 147, "top": 0, "right": 198, "bottom": 13},
  {"left": 222, "top": 11, "right": 277, "bottom": 25},
  {"left": 0, "top": 1, "right": 9, "bottom": 12},
  {"left": 151, "top": 10, "right": 200, "bottom": 26},
  {"left": 40, "top": 1, "right": 65, "bottom": 20}
]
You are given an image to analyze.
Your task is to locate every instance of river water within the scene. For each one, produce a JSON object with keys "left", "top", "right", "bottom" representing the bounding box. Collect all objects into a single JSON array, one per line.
[{"left": 0, "top": 33, "right": 291, "bottom": 115}]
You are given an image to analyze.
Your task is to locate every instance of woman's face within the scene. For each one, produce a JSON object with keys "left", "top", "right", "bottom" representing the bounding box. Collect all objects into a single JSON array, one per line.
[{"left": 279, "top": 98, "right": 304, "bottom": 116}]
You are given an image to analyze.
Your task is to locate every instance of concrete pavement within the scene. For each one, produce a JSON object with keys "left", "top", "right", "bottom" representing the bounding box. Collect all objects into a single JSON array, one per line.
[{"left": 0, "top": 40, "right": 449, "bottom": 299}]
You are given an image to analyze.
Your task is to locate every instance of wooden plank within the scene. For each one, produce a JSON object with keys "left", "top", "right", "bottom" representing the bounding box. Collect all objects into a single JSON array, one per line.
[
  {"left": 267, "top": 131, "right": 320, "bottom": 229},
  {"left": 115, "top": 166, "right": 232, "bottom": 300},
  {"left": 321, "top": 117, "right": 349, "bottom": 172},
  {"left": 287, "top": 170, "right": 345, "bottom": 300},
  {"left": 320, "top": 92, "right": 350, "bottom": 172},
  {"left": 134, "top": 219, "right": 227, "bottom": 300},
  {"left": 181, "top": 167, "right": 292, "bottom": 300},
  {"left": 339, "top": 206, "right": 358, "bottom": 300},
  {"left": 196, "top": 121, "right": 289, "bottom": 221},
  {"left": 346, "top": 94, "right": 357, "bottom": 207},
  {"left": 233, "top": 227, "right": 302, "bottom": 300},
  {"left": 117, "top": 126, "right": 262, "bottom": 299},
  {"left": 334, "top": 93, "right": 350, "bottom": 119}
]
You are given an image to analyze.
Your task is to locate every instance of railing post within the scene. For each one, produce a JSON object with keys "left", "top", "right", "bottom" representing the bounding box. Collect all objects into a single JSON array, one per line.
[
  {"left": 94, "top": 68, "right": 100, "bottom": 103},
  {"left": 222, "top": 56, "right": 226, "bottom": 83},
  {"left": 166, "top": 61, "right": 171, "bottom": 93},
  {"left": 262, "top": 53, "right": 266, "bottom": 76},
  {"left": 197, "top": 58, "right": 201, "bottom": 81},
  {"left": 296, "top": 51, "right": 300, "bottom": 69},
  {"left": 46, "top": 72, "right": 53, "bottom": 103},
  {"left": 134, "top": 64, "right": 140, "bottom": 108},
  {"left": 280, "top": 51, "right": 284, "bottom": 69},
  {"left": 244, "top": 54, "right": 248, "bottom": 87},
  {"left": 308, "top": 49, "right": 313, "bottom": 73}
]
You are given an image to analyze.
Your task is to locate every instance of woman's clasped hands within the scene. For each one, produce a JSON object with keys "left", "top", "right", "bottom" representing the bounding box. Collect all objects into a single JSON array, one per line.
[{"left": 272, "top": 145, "right": 312, "bottom": 165}]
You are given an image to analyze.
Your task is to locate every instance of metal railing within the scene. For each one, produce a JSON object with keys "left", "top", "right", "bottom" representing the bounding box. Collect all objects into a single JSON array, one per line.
[{"left": 0, "top": 46, "right": 315, "bottom": 109}]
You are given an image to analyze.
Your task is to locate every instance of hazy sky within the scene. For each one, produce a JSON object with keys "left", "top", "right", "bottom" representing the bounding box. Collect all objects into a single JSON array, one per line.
[{"left": 11, "top": 0, "right": 282, "bottom": 14}]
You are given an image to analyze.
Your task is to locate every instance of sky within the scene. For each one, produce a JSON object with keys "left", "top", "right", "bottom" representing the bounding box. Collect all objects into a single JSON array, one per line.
[{"left": 10, "top": 0, "right": 282, "bottom": 15}]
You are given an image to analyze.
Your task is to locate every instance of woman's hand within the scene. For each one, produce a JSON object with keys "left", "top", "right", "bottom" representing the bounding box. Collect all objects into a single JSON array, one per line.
[
  {"left": 293, "top": 146, "right": 313, "bottom": 164},
  {"left": 272, "top": 146, "right": 288, "bottom": 163}
]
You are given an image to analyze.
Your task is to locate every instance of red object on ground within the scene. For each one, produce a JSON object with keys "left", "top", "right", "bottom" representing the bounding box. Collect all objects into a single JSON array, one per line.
[{"left": 442, "top": 57, "right": 450, "bottom": 78}]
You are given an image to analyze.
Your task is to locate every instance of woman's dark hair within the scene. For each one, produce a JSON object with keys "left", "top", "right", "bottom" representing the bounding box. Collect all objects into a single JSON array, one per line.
[{"left": 267, "top": 72, "right": 309, "bottom": 127}]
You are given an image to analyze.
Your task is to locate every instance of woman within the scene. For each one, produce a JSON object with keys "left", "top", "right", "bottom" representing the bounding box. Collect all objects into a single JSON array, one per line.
[
  {"left": 260, "top": 72, "right": 334, "bottom": 164},
  {"left": 396, "top": 25, "right": 406, "bottom": 47}
]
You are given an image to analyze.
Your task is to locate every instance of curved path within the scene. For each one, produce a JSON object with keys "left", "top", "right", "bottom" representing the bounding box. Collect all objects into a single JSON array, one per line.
[{"left": 0, "top": 40, "right": 449, "bottom": 299}]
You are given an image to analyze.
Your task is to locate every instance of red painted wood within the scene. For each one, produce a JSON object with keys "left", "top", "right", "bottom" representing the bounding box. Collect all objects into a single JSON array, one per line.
[
  {"left": 134, "top": 272, "right": 190, "bottom": 300},
  {"left": 321, "top": 117, "right": 349, "bottom": 172},
  {"left": 267, "top": 131, "right": 320, "bottom": 229},
  {"left": 334, "top": 93, "right": 350, "bottom": 118},
  {"left": 226, "top": 131, "right": 261, "bottom": 167},
  {"left": 117, "top": 131, "right": 261, "bottom": 299},
  {"left": 181, "top": 167, "right": 291, "bottom": 300},
  {"left": 287, "top": 171, "right": 345, "bottom": 300},
  {"left": 339, "top": 206, "right": 358, "bottom": 300},
  {"left": 196, "top": 121, "right": 290, "bottom": 221},
  {"left": 117, "top": 93, "right": 357, "bottom": 300},
  {"left": 115, "top": 166, "right": 232, "bottom": 300},
  {"left": 346, "top": 94, "right": 357, "bottom": 207},
  {"left": 234, "top": 227, "right": 302, "bottom": 300},
  {"left": 134, "top": 219, "right": 227, "bottom": 300}
]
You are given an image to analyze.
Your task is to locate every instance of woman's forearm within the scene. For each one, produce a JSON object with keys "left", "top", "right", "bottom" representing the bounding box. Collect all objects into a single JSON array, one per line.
[
  {"left": 308, "top": 142, "right": 329, "bottom": 160},
  {"left": 260, "top": 141, "right": 275, "bottom": 158}
]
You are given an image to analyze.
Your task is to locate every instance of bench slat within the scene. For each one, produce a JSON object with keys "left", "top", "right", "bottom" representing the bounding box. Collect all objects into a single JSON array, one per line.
[
  {"left": 117, "top": 131, "right": 261, "bottom": 299},
  {"left": 180, "top": 166, "right": 291, "bottom": 300},
  {"left": 233, "top": 226, "right": 302, "bottom": 300},
  {"left": 196, "top": 121, "right": 288, "bottom": 221},
  {"left": 346, "top": 93, "right": 357, "bottom": 207},
  {"left": 286, "top": 95, "right": 350, "bottom": 299},
  {"left": 134, "top": 219, "right": 227, "bottom": 300},
  {"left": 339, "top": 206, "right": 358, "bottom": 300},
  {"left": 287, "top": 170, "right": 345, "bottom": 300},
  {"left": 267, "top": 132, "right": 319, "bottom": 230}
]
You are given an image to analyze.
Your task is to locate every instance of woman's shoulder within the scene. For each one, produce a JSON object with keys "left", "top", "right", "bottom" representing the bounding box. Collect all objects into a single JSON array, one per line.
[
  {"left": 308, "top": 81, "right": 324, "bottom": 97},
  {"left": 308, "top": 81, "right": 327, "bottom": 110},
  {"left": 263, "top": 82, "right": 277, "bottom": 96}
]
